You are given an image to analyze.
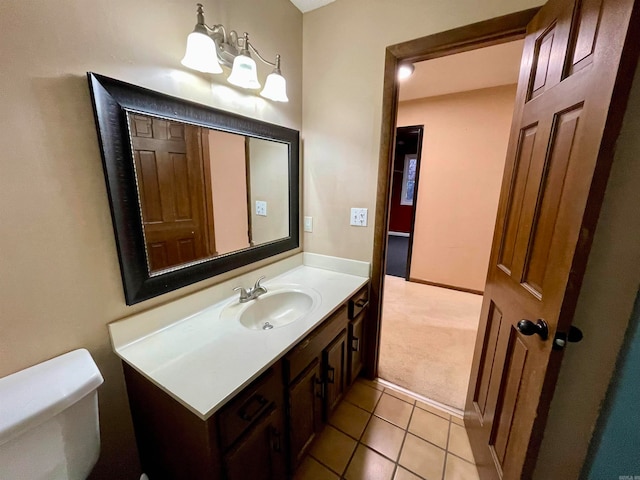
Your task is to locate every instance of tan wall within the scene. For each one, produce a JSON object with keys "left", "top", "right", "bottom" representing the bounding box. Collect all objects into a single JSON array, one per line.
[
  {"left": 302, "top": 0, "right": 544, "bottom": 262},
  {"left": 249, "top": 138, "right": 290, "bottom": 245},
  {"left": 208, "top": 130, "right": 250, "bottom": 255},
  {"left": 397, "top": 85, "right": 517, "bottom": 292},
  {"left": 0, "top": 1, "right": 301, "bottom": 478}
]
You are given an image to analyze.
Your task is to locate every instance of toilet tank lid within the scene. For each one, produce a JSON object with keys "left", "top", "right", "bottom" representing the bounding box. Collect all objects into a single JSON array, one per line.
[{"left": 0, "top": 349, "right": 104, "bottom": 446}]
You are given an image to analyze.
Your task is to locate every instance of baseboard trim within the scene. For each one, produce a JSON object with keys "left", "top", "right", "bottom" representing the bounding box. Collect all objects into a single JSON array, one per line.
[
  {"left": 408, "top": 277, "right": 484, "bottom": 296},
  {"left": 376, "top": 378, "right": 464, "bottom": 418}
]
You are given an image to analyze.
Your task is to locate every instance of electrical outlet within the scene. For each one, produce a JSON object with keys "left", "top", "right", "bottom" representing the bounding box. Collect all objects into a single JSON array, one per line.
[
  {"left": 350, "top": 208, "right": 368, "bottom": 227},
  {"left": 255, "top": 200, "right": 267, "bottom": 216},
  {"left": 304, "top": 216, "right": 313, "bottom": 232}
]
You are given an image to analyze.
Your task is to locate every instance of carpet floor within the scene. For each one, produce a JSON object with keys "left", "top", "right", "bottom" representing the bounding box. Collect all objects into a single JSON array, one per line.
[{"left": 378, "top": 276, "right": 483, "bottom": 410}]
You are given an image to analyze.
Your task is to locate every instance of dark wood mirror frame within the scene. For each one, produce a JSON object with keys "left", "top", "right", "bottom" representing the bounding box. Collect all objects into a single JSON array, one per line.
[{"left": 87, "top": 73, "right": 300, "bottom": 305}]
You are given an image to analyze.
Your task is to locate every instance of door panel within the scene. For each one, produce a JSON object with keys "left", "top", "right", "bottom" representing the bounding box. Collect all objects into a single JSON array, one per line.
[
  {"left": 288, "top": 361, "right": 323, "bottom": 469},
  {"left": 324, "top": 330, "right": 347, "bottom": 416},
  {"left": 465, "top": 0, "right": 639, "bottom": 478},
  {"left": 129, "top": 113, "right": 210, "bottom": 271}
]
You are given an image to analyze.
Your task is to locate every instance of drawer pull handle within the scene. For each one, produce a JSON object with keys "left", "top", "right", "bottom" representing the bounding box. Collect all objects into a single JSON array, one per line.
[
  {"left": 238, "top": 394, "right": 269, "bottom": 422},
  {"left": 315, "top": 377, "right": 325, "bottom": 399},
  {"left": 270, "top": 428, "right": 282, "bottom": 452},
  {"left": 327, "top": 366, "right": 335, "bottom": 384},
  {"left": 299, "top": 338, "right": 311, "bottom": 350},
  {"left": 351, "top": 337, "right": 360, "bottom": 352},
  {"left": 355, "top": 299, "right": 368, "bottom": 308}
]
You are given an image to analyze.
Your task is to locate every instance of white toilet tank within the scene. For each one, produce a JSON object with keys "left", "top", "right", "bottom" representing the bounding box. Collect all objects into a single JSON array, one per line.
[{"left": 0, "top": 349, "right": 104, "bottom": 480}]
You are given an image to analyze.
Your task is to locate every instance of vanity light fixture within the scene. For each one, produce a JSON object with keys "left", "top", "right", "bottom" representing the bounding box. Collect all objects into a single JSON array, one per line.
[
  {"left": 181, "top": 3, "right": 289, "bottom": 102},
  {"left": 397, "top": 63, "right": 415, "bottom": 81}
]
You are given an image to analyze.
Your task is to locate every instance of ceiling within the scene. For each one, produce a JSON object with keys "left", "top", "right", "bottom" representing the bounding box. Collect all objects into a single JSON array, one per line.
[
  {"left": 399, "top": 40, "right": 525, "bottom": 102},
  {"left": 289, "top": 0, "right": 336, "bottom": 13}
]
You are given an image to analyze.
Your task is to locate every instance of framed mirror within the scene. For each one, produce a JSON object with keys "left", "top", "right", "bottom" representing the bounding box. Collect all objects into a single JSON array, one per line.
[{"left": 88, "top": 73, "right": 299, "bottom": 305}]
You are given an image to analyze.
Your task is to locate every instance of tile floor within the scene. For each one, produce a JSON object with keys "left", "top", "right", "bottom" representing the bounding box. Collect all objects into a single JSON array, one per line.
[{"left": 294, "top": 379, "right": 480, "bottom": 480}]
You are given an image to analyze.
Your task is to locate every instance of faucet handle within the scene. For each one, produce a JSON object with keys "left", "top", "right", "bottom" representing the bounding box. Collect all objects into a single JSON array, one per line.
[
  {"left": 254, "top": 276, "right": 266, "bottom": 290},
  {"left": 233, "top": 286, "right": 250, "bottom": 301}
]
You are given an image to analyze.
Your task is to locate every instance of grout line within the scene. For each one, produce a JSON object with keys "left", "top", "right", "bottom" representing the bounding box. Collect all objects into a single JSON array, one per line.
[
  {"left": 395, "top": 402, "right": 415, "bottom": 476},
  {"left": 339, "top": 388, "right": 385, "bottom": 478},
  {"left": 442, "top": 418, "right": 452, "bottom": 480}
]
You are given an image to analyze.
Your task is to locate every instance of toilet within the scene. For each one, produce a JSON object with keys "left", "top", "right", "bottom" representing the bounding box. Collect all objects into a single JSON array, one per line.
[{"left": 0, "top": 349, "right": 104, "bottom": 480}]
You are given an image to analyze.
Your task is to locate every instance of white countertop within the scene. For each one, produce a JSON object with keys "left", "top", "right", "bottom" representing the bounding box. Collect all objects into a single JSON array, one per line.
[{"left": 109, "top": 254, "right": 369, "bottom": 420}]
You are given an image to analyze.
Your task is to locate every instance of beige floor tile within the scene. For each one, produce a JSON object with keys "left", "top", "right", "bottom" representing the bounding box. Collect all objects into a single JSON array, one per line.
[
  {"left": 450, "top": 414, "right": 465, "bottom": 426},
  {"left": 444, "top": 454, "right": 480, "bottom": 480},
  {"left": 393, "top": 466, "right": 424, "bottom": 480},
  {"left": 415, "top": 400, "right": 451, "bottom": 421},
  {"left": 329, "top": 400, "right": 371, "bottom": 440},
  {"left": 447, "top": 424, "right": 475, "bottom": 463},
  {"left": 361, "top": 416, "right": 406, "bottom": 461},
  {"left": 345, "top": 383, "right": 383, "bottom": 412},
  {"left": 358, "top": 378, "right": 385, "bottom": 391},
  {"left": 399, "top": 434, "right": 446, "bottom": 480},
  {"left": 408, "top": 407, "right": 450, "bottom": 449},
  {"left": 344, "top": 445, "right": 396, "bottom": 480},
  {"left": 294, "top": 456, "right": 340, "bottom": 480},
  {"left": 374, "top": 393, "right": 414, "bottom": 429},
  {"left": 383, "top": 386, "right": 417, "bottom": 405},
  {"left": 310, "top": 425, "right": 357, "bottom": 475}
]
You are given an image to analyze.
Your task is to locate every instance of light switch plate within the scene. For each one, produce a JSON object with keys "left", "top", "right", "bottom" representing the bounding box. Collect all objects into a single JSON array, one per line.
[
  {"left": 304, "top": 216, "right": 313, "bottom": 232},
  {"left": 350, "top": 208, "right": 368, "bottom": 227},
  {"left": 256, "top": 200, "right": 267, "bottom": 216}
]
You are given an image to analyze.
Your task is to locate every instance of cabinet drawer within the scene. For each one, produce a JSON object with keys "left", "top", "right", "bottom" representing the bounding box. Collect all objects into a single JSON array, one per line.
[
  {"left": 348, "top": 285, "right": 369, "bottom": 320},
  {"left": 285, "top": 305, "right": 348, "bottom": 384},
  {"left": 218, "top": 365, "right": 282, "bottom": 451}
]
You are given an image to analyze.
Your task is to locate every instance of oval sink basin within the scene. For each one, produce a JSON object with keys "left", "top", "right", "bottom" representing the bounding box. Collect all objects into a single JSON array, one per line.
[{"left": 222, "top": 286, "right": 321, "bottom": 331}]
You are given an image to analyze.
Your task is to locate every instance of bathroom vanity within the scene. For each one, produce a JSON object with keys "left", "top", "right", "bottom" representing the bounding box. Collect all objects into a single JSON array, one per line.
[{"left": 109, "top": 254, "right": 370, "bottom": 479}]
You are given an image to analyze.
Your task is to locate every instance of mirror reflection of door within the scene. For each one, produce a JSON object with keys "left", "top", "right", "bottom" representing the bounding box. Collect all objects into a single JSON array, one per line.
[
  {"left": 127, "top": 111, "right": 291, "bottom": 274},
  {"left": 129, "top": 114, "right": 210, "bottom": 272}
]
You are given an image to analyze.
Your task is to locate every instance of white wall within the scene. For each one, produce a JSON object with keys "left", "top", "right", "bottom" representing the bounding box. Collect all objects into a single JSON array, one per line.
[
  {"left": 0, "top": 1, "right": 301, "bottom": 478},
  {"left": 302, "top": 0, "right": 544, "bottom": 261}
]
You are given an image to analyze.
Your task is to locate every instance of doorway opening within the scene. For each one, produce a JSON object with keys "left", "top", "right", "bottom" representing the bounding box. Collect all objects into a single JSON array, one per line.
[
  {"left": 377, "top": 40, "right": 524, "bottom": 412},
  {"left": 385, "top": 125, "right": 423, "bottom": 279}
]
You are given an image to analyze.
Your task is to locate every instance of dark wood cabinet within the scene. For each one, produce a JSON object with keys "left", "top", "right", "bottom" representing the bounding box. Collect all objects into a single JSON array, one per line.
[
  {"left": 287, "top": 360, "right": 323, "bottom": 468},
  {"left": 347, "top": 284, "right": 369, "bottom": 386},
  {"left": 123, "top": 281, "right": 369, "bottom": 480},
  {"left": 323, "top": 329, "right": 347, "bottom": 416},
  {"left": 223, "top": 406, "right": 286, "bottom": 480},
  {"left": 348, "top": 312, "right": 365, "bottom": 385}
]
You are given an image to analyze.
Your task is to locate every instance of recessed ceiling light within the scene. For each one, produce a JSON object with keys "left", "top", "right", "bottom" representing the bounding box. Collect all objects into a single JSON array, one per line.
[{"left": 398, "top": 63, "right": 415, "bottom": 81}]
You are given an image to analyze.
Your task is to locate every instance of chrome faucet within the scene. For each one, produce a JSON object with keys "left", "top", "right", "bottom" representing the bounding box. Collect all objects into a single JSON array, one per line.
[{"left": 233, "top": 276, "right": 268, "bottom": 303}]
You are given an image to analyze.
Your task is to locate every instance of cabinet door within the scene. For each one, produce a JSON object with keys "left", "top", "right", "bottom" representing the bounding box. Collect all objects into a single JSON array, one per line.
[
  {"left": 348, "top": 312, "right": 365, "bottom": 385},
  {"left": 323, "top": 329, "right": 347, "bottom": 417},
  {"left": 288, "top": 360, "right": 323, "bottom": 469},
  {"left": 224, "top": 406, "right": 286, "bottom": 480}
]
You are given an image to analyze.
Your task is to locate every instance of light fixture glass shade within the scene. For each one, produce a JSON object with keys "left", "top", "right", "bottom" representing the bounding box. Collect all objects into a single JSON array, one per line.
[
  {"left": 227, "top": 54, "right": 261, "bottom": 89},
  {"left": 181, "top": 31, "right": 222, "bottom": 74},
  {"left": 260, "top": 71, "right": 289, "bottom": 102},
  {"left": 397, "top": 63, "right": 415, "bottom": 81}
]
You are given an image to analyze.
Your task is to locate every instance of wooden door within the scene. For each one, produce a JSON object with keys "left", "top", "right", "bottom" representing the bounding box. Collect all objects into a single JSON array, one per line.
[
  {"left": 465, "top": 0, "right": 639, "bottom": 478},
  {"left": 128, "top": 113, "right": 209, "bottom": 271},
  {"left": 224, "top": 406, "right": 286, "bottom": 480},
  {"left": 323, "top": 330, "right": 347, "bottom": 417},
  {"left": 288, "top": 360, "right": 323, "bottom": 469}
]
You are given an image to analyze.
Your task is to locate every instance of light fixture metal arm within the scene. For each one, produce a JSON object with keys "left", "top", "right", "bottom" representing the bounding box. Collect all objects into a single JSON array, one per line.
[{"left": 246, "top": 41, "right": 279, "bottom": 69}]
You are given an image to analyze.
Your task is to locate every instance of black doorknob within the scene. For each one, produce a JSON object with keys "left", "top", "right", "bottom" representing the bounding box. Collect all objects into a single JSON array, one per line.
[{"left": 517, "top": 319, "right": 549, "bottom": 340}]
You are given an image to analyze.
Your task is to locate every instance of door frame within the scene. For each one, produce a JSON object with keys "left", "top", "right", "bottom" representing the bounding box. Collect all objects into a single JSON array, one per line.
[
  {"left": 366, "top": 7, "right": 541, "bottom": 379},
  {"left": 388, "top": 125, "right": 424, "bottom": 281}
]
